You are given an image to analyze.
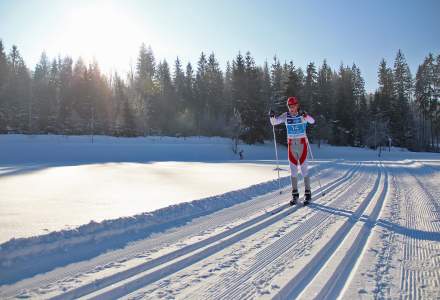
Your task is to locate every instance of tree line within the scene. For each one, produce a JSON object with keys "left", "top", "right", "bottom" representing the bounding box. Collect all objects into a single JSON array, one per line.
[{"left": 0, "top": 39, "right": 438, "bottom": 151}]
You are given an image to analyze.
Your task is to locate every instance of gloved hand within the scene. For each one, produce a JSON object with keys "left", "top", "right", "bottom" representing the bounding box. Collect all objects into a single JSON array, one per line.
[{"left": 269, "top": 110, "right": 275, "bottom": 118}]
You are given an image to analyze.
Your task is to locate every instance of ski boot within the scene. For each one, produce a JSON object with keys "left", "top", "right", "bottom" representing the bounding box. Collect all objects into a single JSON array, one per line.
[
  {"left": 304, "top": 190, "right": 312, "bottom": 205},
  {"left": 290, "top": 190, "right": 299, "bottom": 206}
]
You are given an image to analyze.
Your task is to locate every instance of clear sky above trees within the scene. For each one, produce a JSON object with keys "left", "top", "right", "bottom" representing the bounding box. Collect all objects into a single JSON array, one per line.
[{"left": 0, "top": 0, "right": 439, "bottom": 92}]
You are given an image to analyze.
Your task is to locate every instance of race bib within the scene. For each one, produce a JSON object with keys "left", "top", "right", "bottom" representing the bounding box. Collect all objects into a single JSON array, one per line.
[{"left": 286, "top": 116, "right": 306, "bottom": 138}]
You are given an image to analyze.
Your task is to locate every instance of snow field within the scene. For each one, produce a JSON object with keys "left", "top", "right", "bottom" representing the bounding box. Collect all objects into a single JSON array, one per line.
[
  {"left": 0, "top": 162, "right": 346, "bottom": 298},
  {"left": 1, "top": 135, "right": 439, "bottom": 299}
]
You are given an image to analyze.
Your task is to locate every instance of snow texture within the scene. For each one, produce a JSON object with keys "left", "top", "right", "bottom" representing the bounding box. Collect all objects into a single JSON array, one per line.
[{"left": 0, "top": 134, "right": 439, "bottom": 299}]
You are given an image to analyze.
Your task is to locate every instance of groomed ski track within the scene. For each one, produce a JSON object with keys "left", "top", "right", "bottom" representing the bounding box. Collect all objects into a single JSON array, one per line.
[{"left": 2, "top": 160, "right": 440, "bottom": 299}]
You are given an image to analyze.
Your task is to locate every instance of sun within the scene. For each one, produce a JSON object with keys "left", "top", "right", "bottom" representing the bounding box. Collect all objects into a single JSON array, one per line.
[{"left": 60, "top": 2, "right": 144, "bottom": 74}]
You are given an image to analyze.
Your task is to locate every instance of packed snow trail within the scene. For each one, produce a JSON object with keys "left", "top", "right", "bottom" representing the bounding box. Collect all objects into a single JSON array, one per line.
[
  {"left": 70, "top": 164, "right": 362, "bottom": 300},
  {"left": 293, "top": 162, "right": 389, "bottom": 299},
  {"left": 343, "top": 161, "right": 440, "bottom": 299},
  {"left": 169, "top": 162, "right": 372, "bottom": 300},
  {"left": 1, "top": 160, "right": 440, "bottom": 299},
  {"left": 0, "top": 162, "right": 356, "bottom": 299}
]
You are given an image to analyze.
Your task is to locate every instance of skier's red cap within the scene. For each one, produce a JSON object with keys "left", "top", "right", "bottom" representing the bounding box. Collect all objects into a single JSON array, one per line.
[{"left": 287, "top": 96, "right": 299, "bottom": 106}]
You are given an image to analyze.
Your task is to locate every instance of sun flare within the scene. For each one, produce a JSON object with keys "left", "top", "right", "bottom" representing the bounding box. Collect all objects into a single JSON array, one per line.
[{"left": 60, "top": 2, "right": 144, "bottom": 73}]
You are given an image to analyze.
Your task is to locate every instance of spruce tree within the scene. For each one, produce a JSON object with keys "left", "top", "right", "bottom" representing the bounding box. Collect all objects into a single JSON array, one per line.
[
  {"left": 269, "top": 57, "right": 287, "bottom": 144},
  {"left": 88, "top": 60, "right": 111, "bottom": 135},
  {"left": 135, "top": 44, "right": 156, "bottom": 135},
  {"left": 303, "top": 62, "right": 317, "bottom": 114},
  {"left": 223, "top": 61, "right": 233, "bottom": 121},
  {"left": 261, "top": 61, "right": 272, "bottom": 138},
  {"left": 392, "top": 50, "right": 413, "bottom": 147},
  {"left": 58, "top": 56, "right": 73, "bottom": 134},
  {"left": 173, "top": 57, "right": 186, "bottom": 113},
  {"left": 435, "top": 55, "right": 440, "bottom": 150},
  {"left": 283, "top": 61, "right": 303, "bottom": 99},
  {"left": 154, "top": 59, "right": 176, "bottom": 135},
  {"left": 33, "top": 52, "right": 51, "bottom": 132},
  {"left": 242, "top": 51, "right": 265, "bottom": 143},
  {"left": 183, "top": 62, "right": 195, "bottom": 115},
  {"left": 352, "top": 64, "right": 367, "bottom": 146},
  {"left": 69, "top": 58, "right": 88, "bottom": 133},
  {"left": 194, "top": 52, "right": 208, "bottom": 134},
  {"left": 231, "top": 52, "right": 246, "bottom": 141},
  {"left": 270, "top": 56, "right": 284, "bottom": 113},
  {"left": 377, "top": 59, "right": 394, "bottom": 114},
  {"left": 113, "top": 73, "right": 135, "bottom": 136},
  {"left": 314, "top": 60, "right": 334, "bottom": 146},
  {"left": 6, "top": 45, "right": 31, "bottom": 132},
  {"left": 47, "top": 58, "right": 59, "bottom": 133},
  {"left": 415, "top": 54, "right": 437, "bottom": 150},
  {"left": 205, "top": 53, "right": 224, "bottom": 134},
  {"left": 334, "top": 64, "right": 356, "bottom": 145},
  {"left": 0, "top": 40, "right": 8, "bottom": 132}
]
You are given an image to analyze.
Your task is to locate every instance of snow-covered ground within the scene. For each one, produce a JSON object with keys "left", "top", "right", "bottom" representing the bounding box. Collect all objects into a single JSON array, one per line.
[
  {"left": 0, "top": 135, "right": 287, "bottom": 243},
  {"left": 0, "top": 134, "right": 439, "bottom": 299}
]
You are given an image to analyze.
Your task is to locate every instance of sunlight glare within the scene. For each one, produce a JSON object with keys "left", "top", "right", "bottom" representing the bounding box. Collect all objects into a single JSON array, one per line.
[{"left": 60, "top": 2, "right": 145, "bottom": 73}]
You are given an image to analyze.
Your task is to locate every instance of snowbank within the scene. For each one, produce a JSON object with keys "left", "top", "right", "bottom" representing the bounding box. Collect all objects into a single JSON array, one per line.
[
  {"left": 0, "top": 134, "right": 275, "bottom": 164},
  {"left": 0, "top": 175, "right": 290, "bottom": 271}
]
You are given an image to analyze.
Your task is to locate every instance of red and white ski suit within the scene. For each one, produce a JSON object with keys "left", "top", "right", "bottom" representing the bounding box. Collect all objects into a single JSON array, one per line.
[{"left": 270, "top": 112, "right": 315, "bottom": 190}]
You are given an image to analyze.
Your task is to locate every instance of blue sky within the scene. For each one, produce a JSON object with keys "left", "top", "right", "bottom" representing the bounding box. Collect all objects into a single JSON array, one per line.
[{"left": 0, "top": 0, "right": 439, "bottom": 92}]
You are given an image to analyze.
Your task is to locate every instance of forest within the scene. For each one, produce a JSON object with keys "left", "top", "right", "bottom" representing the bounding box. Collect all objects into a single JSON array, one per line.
[{"left": 0, "top": 40, "right": 438, "bottom": 152}]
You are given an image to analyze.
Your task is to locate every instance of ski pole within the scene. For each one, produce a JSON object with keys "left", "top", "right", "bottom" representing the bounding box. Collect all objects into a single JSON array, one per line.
[
  {"left": 305, "top": 136, "right": 325, "bottom": 196},
  {"left": 272, "top": 124, "right": 282, "bottom": 194}
]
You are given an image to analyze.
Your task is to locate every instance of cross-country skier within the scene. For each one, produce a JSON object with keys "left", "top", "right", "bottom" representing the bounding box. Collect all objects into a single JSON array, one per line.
[{"left": 270, "top": 96, "right": 315, "bottom": 205}]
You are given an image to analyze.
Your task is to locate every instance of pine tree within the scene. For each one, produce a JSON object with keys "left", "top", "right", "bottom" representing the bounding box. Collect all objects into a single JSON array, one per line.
[
  {"left": 0, "top": 40, "right": 7, "bottom": 84},
  {"left": 5, "top": 45, "right": 31, "bottom": 132},
  {"left": 33, "top": 52, "right": 51, "bottom": 132},
  {"left": 47, "top": 58, "right": 59, "bottom": 133},
  {"left": 261, "top": 61, "right": 272, "bottom": 137},
  {"left": 205, "top": 53, "right": 224, "bottom": 134},
  {"left": 0, "top": 40, "right": 9, "bottom": 132},
  {"left": 334, "top": 64, "right": 356, "bottom": 145},
  {"left": 58, "top": 56, "right": 73, "bottom": 134},
  {"left": 415, "top": 54, "right": 437, "bottom": 150},
  {"left": 194, "top": 52, "right": 208, "bottom": 135},
  {"left": 269, "top": 57, "right": 287, "bottom": 144},
  {"left": 136, "top": 43, "right": 155, "bottom": 81},
  {"left": 317, "top": 60, "right": 334, "bottom": 120},
  {"left": 303, "top": 62, "right": 318, "bottom": 113},
  {"left": 154, "top": 59, "right": 176, "bottom": 134},
  {"left": 370, "top": 59, "right": 394, "bottom": 148},
  {"left": 183, "top": 62, "right": 195, "bottom": 114},
  {"left": 69, "top": 57, "right": 88, "bottom": 133},
  {"left": 283, "top": 61, "right": 303, "bottom": 99},
  {"left": 351, "top": 64, "right": 368, "bottom": 146},
  {"left": 435, "top": 55, "right": 440, "bottom": 150},
  {"left": 175, "top": 62, "right": 196, "bottom": 135},
  {"left": 87, "top": 60, "right": 111, "bottom": 135},
  {"left": 270, "top": 56, "right": 284, "bottom": 112},
  {"left": 231, "top": 52, "right": 247, "bottom": 141},
  {"left": 392, "top": 50, "right": 413, "bottom": 147},
  {"left": 242, "top": 51, "right": 265, "bottom": 143},
  {"left": 135, "top": 44, "right": 156, "bottom": 135},
  {"left": 173, "top": 57, "right": 185, "bottom": 113},
  {"left": 113, "top": 73, "right": 135, "bottom": 136},
  {"left": 223, "top": 61, "right": 233, "bottom": 121},
  {"left": 314, "top": 60, "right": 334, "bottom": 146},
  {"left": 377, "top": 59, "right": 394, "bottom": 114}
]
